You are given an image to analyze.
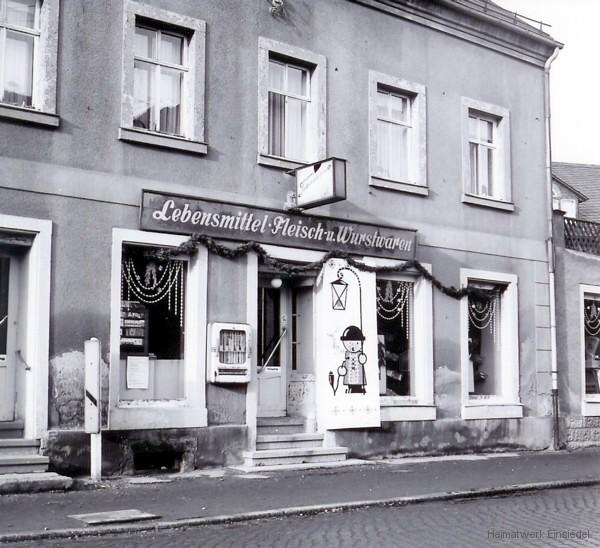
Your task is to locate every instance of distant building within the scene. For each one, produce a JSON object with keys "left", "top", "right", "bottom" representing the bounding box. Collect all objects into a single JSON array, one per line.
[{"left": 0, "top": 0, "right": 562, "bottom": 476}]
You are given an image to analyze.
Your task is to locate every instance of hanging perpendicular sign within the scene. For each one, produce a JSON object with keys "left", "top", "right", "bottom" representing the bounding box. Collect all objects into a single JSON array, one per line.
[{"left": 84, "top": 338, "right": 101, "bottom": 434}]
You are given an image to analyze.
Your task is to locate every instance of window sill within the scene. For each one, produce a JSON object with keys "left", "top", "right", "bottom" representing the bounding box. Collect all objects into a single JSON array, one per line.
[
  {"left": 462, "top": 193, "right": 515, "bottom": 212},
  {"left": 582, "top": 400, "right": 600, "bottom": 416},
  {"left": 370, "top": 176, "right": 429, "bottom": 197},
  {"left": 380, "top": 399, "right": 436, "bottom": 421},
  {"left": 462, "top": 402, "right": 523, "bottom": 420},
  {"left": 119, "top": 127, "right": 208, "bottom": 155},
  {"left": 0, "top": 103, "right": 59, "bottom": 128},
  {"left": 257, "top": 153, "right": 308, "bottom": 171}
]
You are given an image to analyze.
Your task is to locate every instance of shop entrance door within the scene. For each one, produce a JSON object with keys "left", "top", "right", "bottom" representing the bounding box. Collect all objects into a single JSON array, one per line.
[
  {"left": 0, "top": 255, "right": 18, "bottom": 422},
  {"left": 257, "top": 279, "right": 289, "bottom": 417}
]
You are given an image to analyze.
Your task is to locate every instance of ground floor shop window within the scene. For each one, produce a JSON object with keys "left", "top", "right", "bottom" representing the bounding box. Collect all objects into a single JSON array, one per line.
[
  {"left": 460, "top": 269, "right": 520, "bottom": 419},
  {"left": 467, "top": 282, "right": 503, "bottom": 397},
  {"left": 120, "top": 244, "right": 187, "bottom": 400},
  {"left": 376, "top": 279, "right": 414, "bottom": 396},
  {"left": 583, "top": 292, "right": 600, "bottom": 396}
]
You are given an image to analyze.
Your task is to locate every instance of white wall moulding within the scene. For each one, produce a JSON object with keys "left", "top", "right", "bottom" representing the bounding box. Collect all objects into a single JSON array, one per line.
[{"left": 141, "top": 190, "right": 417, "bottom": 261}]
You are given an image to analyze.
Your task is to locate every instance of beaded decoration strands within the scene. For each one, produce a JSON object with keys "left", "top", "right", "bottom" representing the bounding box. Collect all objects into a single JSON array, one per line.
[
  {"left": 468, "top": 293, "right": 498, "bottom": 341},
  {"left": 584, "top": 300, "right": 600, "bottom": 336},
  {"left": 376, "top": 281, "right": 412, "bottom": 333},
  {"left": 122, "top": 258, "right": 185, "bottom": 326}
]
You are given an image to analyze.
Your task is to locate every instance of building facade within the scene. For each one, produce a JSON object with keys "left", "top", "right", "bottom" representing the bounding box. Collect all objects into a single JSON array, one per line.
[{"left": 0, "top": 0, "right": 561, "bottom": 475}]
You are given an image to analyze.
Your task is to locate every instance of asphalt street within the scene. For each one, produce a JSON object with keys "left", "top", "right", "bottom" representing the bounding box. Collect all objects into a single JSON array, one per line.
[{"left": 9, "top": 485, "right": 600, "bottom": 548}]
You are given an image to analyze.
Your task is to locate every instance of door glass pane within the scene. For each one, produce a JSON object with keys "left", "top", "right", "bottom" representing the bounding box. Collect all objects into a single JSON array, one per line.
[
  {"left": 134, "top": 26, "right": 156, "bottom": 59},
  {"left": 3, "top": 31, "right": 33, "bottom": 107},
  {"left": 376, "top": 280, "right": 413, "bottom": 396},
  {"left": 133, "top": 60, "right": 153, "bottom": 130},
  {"left": 258, "top": 287, "right": 281, "bottom": 368},
  {"left": 6, "top": 0, "right": 36, "bottom": 28},
  {"left": 120, "top": 245, "right": 186, "bottom": 401},
  {"left": 0, "top": 258, "right": 9, "bottom": 357},
  {"left": 268, "top": 91, "right": 285, "bottom": 157},
  {"left": 160, "top": 33, "right": 183, "bottom": 65},
  {"left": 390, "top": 123, "right": 408, "bottom": 181},
  {"left": 269, "top": 60, "right": 285, "bottom": 92},
  {"left": 390, "top": 94, "right": 409, "bottom": 124},
  {"left": 285, "top": 97, "right": 306, "bottom": 160},
  {"left": 376, "top": 90, "right": 389, "bottom": 119},
  {"left": 287, "top": 66, "right": 307, "bottom": 97},
  {"left": 159, "top": 67, "right": 182, "bottom": 134}
]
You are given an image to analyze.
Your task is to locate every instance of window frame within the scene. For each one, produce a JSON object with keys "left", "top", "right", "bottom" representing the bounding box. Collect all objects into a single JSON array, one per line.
[
  {"left": 580, "top": 284, "right": 600, "bottom": 416},
  {"left": 461, "top": 97, "right": 512, "bottom": 211},
  {"left": 109, "top": 228, "right": 208, "bottom": 430},
  {"left": 460, "top": 269, "right": 521, "bottom": 419},
  {"left": 258, "top": 37, "right": 326, "bottom": 171},
  {"left": 365, "top": 257, "right": 435, "bottom": 421},
  {"left": 0, "top": 0, "right": 59, "bottom": 127},
  {"left": 120, "top": 1, "right": 207, "bottom": 154},
  {"left": 368, "top": 71, "right": 427, "bottom": 195}
]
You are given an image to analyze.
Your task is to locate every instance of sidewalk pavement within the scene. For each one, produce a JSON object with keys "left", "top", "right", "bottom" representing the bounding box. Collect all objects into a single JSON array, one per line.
[{"left": 2, "top": 448, "right": 600, "bottom": 543}]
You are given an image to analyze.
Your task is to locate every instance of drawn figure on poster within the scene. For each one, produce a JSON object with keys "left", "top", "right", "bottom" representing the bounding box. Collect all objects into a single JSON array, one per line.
[{"left": 328, "top": 265, "right": 368, "bottom": 395}]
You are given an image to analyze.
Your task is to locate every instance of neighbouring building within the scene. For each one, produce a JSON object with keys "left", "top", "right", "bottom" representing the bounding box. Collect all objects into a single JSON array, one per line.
[
  {"left": 0, "top": 0, "right": 562, "bottom": 476},
  {"left": 552, "top": 163, "right": 600, "bottom": 448}
]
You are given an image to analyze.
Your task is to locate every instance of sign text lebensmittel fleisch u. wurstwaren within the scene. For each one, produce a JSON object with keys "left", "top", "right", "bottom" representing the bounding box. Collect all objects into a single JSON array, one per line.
[{"left": 140, "top": 191, "right": 417, "bottom": 260}]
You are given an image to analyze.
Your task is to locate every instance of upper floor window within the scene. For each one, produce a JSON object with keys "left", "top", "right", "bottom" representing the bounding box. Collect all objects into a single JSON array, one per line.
[
  {"left": 258, "top": 37, "right": 326, "bottom": 170},
  {"left": 0, "top": 0, "right": 58, "bottom": 126},
  {"left": 133, "top": 25, "right": 187, "bottom": 136},
  {"left": 369, "top": 71, "right": 427, "bottom": 195},
  {"left": 119, "top": 1, "right": 207, "bottom": 154},
  {"left": 462, "top": 98, "right": 512, "bottom": 210},
  {"left": 0, "top": 0, "right": 38, "bottom": 108},
  {"left": 268, "top": 58, "right": 310, "bottom": 161}
]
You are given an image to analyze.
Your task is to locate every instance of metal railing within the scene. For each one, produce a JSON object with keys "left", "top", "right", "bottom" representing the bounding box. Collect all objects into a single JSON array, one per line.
[{"left": 564, "top": 217, "right": 600, "bottom": 256}]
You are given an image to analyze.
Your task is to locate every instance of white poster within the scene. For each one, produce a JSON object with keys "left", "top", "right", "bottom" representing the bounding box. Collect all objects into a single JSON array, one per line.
[
  {"left": 126, "top": 356, "right": 150, "bottom": 390},
  {"left": 315, "top": 259, "right": 381, "bottom": 430}
]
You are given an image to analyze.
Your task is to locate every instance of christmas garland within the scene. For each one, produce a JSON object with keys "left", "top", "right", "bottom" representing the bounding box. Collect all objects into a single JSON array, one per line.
[{"left": 154, "top": 233, "right": 504, "bottom": 301}]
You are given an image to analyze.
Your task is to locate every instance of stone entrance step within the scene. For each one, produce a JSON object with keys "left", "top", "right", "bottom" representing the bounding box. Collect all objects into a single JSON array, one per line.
[
  {"left": 0, "top": 472, "right": 72, "bottom": 495},
  {"left": 0, "top": 455, "right": 49, "bottom": 474},
  {"left": 243, "top": 446, "right": 348, "bottom": 467},
  {"left": 0, "top": 420, "right": 24, "bottom": 439},
  {"left": 256, "top": 432, "right": 324, "bottom": 450},
  {"left": 0, "top": 439, "right": 41, "bottom": 457},
  {"left": 257, "top": 416, "right": 305, "bottom": 435}
]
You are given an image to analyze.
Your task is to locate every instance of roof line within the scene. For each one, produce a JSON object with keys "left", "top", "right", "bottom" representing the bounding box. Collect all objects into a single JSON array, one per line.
[{"left": 552, "top": 173, "right": 589, "bottom": 203}]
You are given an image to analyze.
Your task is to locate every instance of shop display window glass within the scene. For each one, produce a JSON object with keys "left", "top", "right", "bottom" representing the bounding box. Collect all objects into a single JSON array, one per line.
[
  {"left": 376, "top": 279, "right": 414, "bottom": 396},
  {"left": 467, "top": 282, "right": 504, "bottom": 397},
  {"left": 583, "top": 293, "right": 600, "bottom": 396},
  {"left": 120, "top": 244, "right": 186, "bottom": 400}
]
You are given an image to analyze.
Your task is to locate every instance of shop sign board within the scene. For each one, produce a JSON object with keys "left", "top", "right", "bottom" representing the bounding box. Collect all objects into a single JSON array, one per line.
[
  {"left": 314, "top": 258, "right": 381, "bottom": 430},
  {"left": 141, "top": 191, "right": 417, "bottom": 261},
  {"left": 295, "top": 158, "right": 346, "bottom": 209}
]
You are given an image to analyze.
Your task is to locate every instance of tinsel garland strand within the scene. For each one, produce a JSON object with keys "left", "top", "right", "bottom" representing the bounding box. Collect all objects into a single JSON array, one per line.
[{"left": 154, "top": 233, "right": 505, "bottom": 301}]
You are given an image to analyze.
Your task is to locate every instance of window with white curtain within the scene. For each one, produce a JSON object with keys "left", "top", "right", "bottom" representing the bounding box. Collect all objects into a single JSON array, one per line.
[
  {"left": 375, "top": 87, "right": 412, "bottom": 182},
  {"left": 368, "top": 72, "right": 427, "bottom": 193},
  {"left": 268, "top": 58, "right": 310, "bottom": 161},
  {"left": 462, "top": 98, "right": 511, "bottom": 207},
  {"left": 133, "top": 24, "right": 186, "bottom": 135},
  {"left": 0, "top": 0, "right": 39, "bottom": 108},
  {"left": 258, "top": 37, "right": 326, "bottom": 170}
]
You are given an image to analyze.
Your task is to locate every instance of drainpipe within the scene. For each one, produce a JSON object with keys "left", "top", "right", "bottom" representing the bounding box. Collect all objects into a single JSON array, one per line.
[{"left": 544, "top": 46, "right": 560, "bottom": 449}]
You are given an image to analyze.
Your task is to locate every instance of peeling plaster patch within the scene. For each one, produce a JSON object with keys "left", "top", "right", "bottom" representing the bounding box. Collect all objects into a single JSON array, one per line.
[
  {"left": 49, "top": 351, "right": 85, "bottom": 428},
  {"left": 435, "top": 365, "right": 460, "bottom": 413},
  {"left": 419, "top": 435, "right": 431, "bottom": 448},
  {"left": 454, "top": 432, "right": 466, "bottom": 444}
]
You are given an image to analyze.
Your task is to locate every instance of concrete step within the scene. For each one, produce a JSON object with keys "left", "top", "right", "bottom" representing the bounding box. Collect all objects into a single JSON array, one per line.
[
  {"left": 243, "top": 446, "right": 348, "bottom": 467},
  {"left": 0, "top": 439, "right": 41, "bottom": 457},
  {"left": 0, "top": 472, "right": 73, "bottom": 495},
  {"left": 0, "top": 420, "right": 24, "bottom": 439},
  {"left": 0, "top": 455, "right": 49, "bottom": 474},
  {"left": 256, "top": 433, "right": 324, "bottom": 450},
  {"left": 257, "top": 417, "right": 305, "bottom": 435}
]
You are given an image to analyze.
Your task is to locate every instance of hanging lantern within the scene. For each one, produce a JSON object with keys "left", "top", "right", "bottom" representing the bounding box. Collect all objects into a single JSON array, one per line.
[{"left": 331, "top": 276, "right": 348, "bottom": 310}]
